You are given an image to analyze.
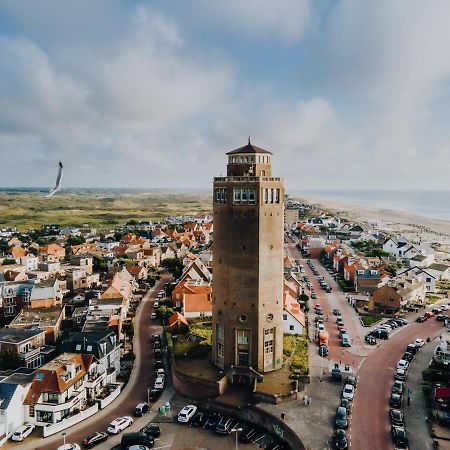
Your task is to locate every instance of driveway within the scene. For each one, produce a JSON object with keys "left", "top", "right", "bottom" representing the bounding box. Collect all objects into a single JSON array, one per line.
[{"left": 10, "top": 275, "right": 170, "bottom": 450}]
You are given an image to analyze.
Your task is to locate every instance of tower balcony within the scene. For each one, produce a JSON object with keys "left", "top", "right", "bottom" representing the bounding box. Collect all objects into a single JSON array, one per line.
[{"left": 214, "top": 176, "right": 282, "bottom": 183}]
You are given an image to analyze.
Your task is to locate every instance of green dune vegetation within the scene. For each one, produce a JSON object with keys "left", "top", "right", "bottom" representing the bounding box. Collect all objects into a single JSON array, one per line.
[{"left": 0, "top": 190, "right": 212, "bottom": 230}]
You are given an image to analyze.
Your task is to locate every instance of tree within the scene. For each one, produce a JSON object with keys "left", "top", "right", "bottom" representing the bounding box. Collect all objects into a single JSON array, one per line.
[
  {"left": 157, "top": 306, "right": 174, "bottom": 319},
  {"left": 93, "top": 255, "right": 108, "bottom": 272},
  {"left": 67, "top": 235, "right": 86, "bottom": 246},
  {"left": 161, "top": 258, "right": 184, "bottom": 279},
  {"left": 1, "top": 258, "right": 17, "bottom": 265},
  {"left": 0, "top": 349, "right": 20, "bottom": 369}
]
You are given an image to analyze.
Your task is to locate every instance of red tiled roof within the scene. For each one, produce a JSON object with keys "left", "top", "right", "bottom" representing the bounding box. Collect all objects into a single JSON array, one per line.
[{"left": 168, "top": 312, "right": 189, "bottom": 328}]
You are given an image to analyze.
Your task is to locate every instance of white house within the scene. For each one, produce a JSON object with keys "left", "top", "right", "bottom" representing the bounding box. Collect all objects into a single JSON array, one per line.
[
  {"left": 426, "top": 263, "right": 450, "bottom": 281},
  {"left": 0, "top": 381, "right": 30, "bottom": 442},
  {"left": 20, "top": 256, "right": 39, "bottom": 271},
  {"left": 282, "top": 292, "right": 305, "bottom": 335}
]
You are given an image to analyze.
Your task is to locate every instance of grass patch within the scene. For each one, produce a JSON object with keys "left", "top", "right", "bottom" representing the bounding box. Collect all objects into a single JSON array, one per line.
[
  {"left": 360, "top": 315, "right": 382, "bottom": 326},
  {"left": 283, "top": 334, "right": 309, "bottom": 375},
  {"left": 189, "top": 322, "right": 212, "bottom": 345},
  {"left": 426, "top": 295, "right": 441, "bottom": 304}
]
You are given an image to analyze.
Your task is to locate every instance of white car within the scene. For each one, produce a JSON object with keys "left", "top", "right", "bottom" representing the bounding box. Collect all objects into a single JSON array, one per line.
[
  {"left": 177, "top": 404, "right": 197, "bottom": 423},
  {"left": 397, "top": 360, "right": 410, "bottom": 371},
  {"left": 154, "top": 377, "right": 165, "bottom": 390},
  {"left": 342, "top": 384, "right": 355, "bottom": 401},
  {"left": 317, "top": 322, "right": 325, "bottom": 331},
  {"left": 107, "top": 416, "right": 133, "bottom": 434},
  {"left": 150, "top": 312, "right": 157, "bottom": 320},
  {"left": 57, "top": 445, "right": 81, "bottom": 450},
  {"left": 441, "top": 305, "right": 449, "bottom": 311},
  {"left": 154, "top": 300, "right": 159, "bottom": 308},
  {"left": 415, "top": 338, "right": 425, "bottom": 348},
  {"left": 11, "top": 424, "right": 35, "bottom": 442}
]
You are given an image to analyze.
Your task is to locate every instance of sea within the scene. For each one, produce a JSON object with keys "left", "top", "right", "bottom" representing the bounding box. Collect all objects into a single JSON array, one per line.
[{"left": 294, "top": 189, "right": 450, "bottom": 222}]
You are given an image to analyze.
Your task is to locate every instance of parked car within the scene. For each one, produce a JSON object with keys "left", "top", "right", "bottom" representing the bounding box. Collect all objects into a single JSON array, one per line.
[
  {"left": 334, "top": 407, "right": 348, "bottom": 429},
  {"left": 154, "top": 300, "right": 159, "bottom": 308},
  {"left": 148, "top": 389, "right": 161, "bottom": 402},
  {"left": 154, "top": 377, "right": 165, "bottom": 390},
  {"left": 107, "top": 417, "right": 133, "bottom": 434},
  {"left": 82, "top": 432, "right": 108, "bottom": 448},
  {"left": 120, "top": 432, "right": 154, "bottom": 450},
  {"left": 395, "top": 369, "right": 407, "bottom": 381},
  {"left": 215, "top": 417, "right": 234, "bottom": 435},
  {"left": 333, "top": 309, "right": 341, "bottom": 316},
  {"left": 396, "top": 360, "right": 409, "bottom": 371},
  {"left": 390, "top": 393, "right": 402, "bottom": 408},
  {"left": 134, "top": 403, "right": 149, "bottom": 416},
  {"left": 317, "top": 322, "right": 325, "bottom": 331},
  {"left": 389, "top": 409, "right": 404, "bottom": 426},
  {"left": 339, "top": 398, "right": 351, "bottom": 413},
  {"left": 336, "top": 317, "right": 344, "bottom": 326},
  {"left": 319, "top": 345, "right": 329, "bottom": 357},
  {"left": 345, "top": 376, "right": 357, "bottom": 387},
  {"left": 416, "top": 315, "right": 427, "bottom": 323},
  {"left": 150, "top": 312, "right": 157, "bottom": 320},
  {"left": 436, "top": 314, "right": 447, "bottom": 322},
  {"left": 415, "top": 338, "right": 426, "bottom": 348},
  {"left": 11, "top": 424, "right": 35, "bottom": 442},
  {"left": 178, "top": 405, "right": 198, "bottom": 423},
  {"left": 204, "top": 412, "right": 222, "bottom": 429},
  {"left": 402, "top": 351, "right": 414, "bottom": 362},
  {"left": 424, "top": 311, "right": 434, "bottom": 319},
  {"left": 142, "top": 425, "right": 160, "bottom": 438},
  {"left": 392, "top": 381, "right": 404, "bottom": 394},
  {"left": 432, "top": 308, "right": 441, "bottom": 314},
  {"left": 365, "top": 335, "right": 376, "bottom": 345},
  {"left": 57, "top": 445, "right": 81, "bottom": 450},
  {"left": 391, "top": 425, "right": 408, "bottom": 448},
  {"left": 406, "top": 344, "right": 418, "bottom": 355},
  {"left": 342, "top": 384, "right": 355, "bottom": 401},
  {"left": 333, "top": 429, "right": 348, "bottom": 449}
]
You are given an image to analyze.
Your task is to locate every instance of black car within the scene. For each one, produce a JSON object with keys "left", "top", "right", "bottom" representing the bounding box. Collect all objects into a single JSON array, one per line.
[
  {"left": 83, "top": 432, "right": 108, "bottom": 448},
  {"left": 215, "top": 417, "right": 234, "bottom": 435},
  {"left": 333, "top": 429, "right": 348, "bottom": 449},
  {"left": 154, "top": 348, "right": 162, "bottom": 358},
  {"left": 334, "top": 407, "right": 348, "bottom": 430},
  {"left": 432, "top": 308, "right": 441, "bottom": 314},
  {"left": 142, "top": 424, "right": 161, "bottom": 438},
  {"left": 389, "top": 409, "right": 404, "bottom": 426},
  {"left": 391, "top": 426, "right": 408, "bottom": 448},
  {"left": 148, "top": 389, "right": 161, "bottom": 402},
  {"left": 153, "top": 341, "right": 161, "bottom": 349},
  {"left": 239, "top": 425, "right": 258, "bottom": 443},
  {"left": 416, "top": 315, "right": 427, "bottom": 323},
  {"left": 390, "top": 393, "right": 402, "bottom": 408},
  {"left": 152, "top": 334, "right": 160, "bottom": 343},
  {"left": 154, "top": 360, "right": 164, "bottom": 369},
  {"left": 402, "top": 351, "right": 413, "bottom": 362},
  {"left": 436, "top": 314, "right": 447, "bottom": 322},
  {"left": 345, "top": 376, "right": 357, "bottom": 387},
  {"left": 406, "top": 343, "right": 418, "bottom": 355},
  {"left": 365, "top": 335, "right": 376, "bottom": 345},
  {"left": 339, "top": 398, "right": 351, "bottom": 414}
]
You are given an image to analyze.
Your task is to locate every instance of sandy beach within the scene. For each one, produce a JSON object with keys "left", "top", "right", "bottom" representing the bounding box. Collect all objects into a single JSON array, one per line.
[{"left": 298, "top": 195, "right": 450, "bottom": 245}]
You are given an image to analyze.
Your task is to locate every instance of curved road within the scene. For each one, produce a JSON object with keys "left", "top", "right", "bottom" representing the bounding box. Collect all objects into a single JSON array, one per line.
[{"left": 14, "top": 275, "right": 169, "bottom": 450}]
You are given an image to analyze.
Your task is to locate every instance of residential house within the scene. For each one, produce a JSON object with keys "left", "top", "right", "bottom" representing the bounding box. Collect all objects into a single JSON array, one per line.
[
  {"left": 409, "top": 254, "right": 434, "bottom": 268},
  {"left": 20, "top": 256, "right": 39, "bottom": 271},
  {"left": 66, "top": 268, "right": 100, "bottom": 291},
  {"left": 172, "top": 281, "right": 212, "bottom": 318},
  {"left": 23, "top": 353, "right": 94, "bottom": 427},
  {"left": 142, "top": 246, "right": 161, "bottom": 267},
  {"left": 61, "top": 331, "right": 120, "bottom": 385},
  {"left": 354, "top": 268, "right": 382, "bottom": 293},
  {"left": 29, "top": 279, "right": 62, "bottom": 308},
  {"left": 282, "top": 291, "right": 305, "bottom": 334},
  {"left": 9, "top": 306, "right": 65, "bottom": 344},
  {"left": 8, "top": 246, "right": 28, "bottom": 263},
  {"left": 160, "top": 245, "right": 176, "bottom": 261},
  {"left": 39, "top": 243, "right": 65, "bottom": 260},
  {"left": 426, "top": 263, "right": 450, "bottom": 281},
  {"left": 178, "top": 259, "right": 212, "bottom": 284},
  {"left": 368, "top": 285, "right": 402, "bottom": 314},
  {"left": 0, "top": 378, "right": 31, "bottom": 440},
  {"left": 0, "top": 282, "right": 33, "bottom": 325},
  {"left": 125, "top": 265, "right": 148, "bottom": 281},
  {"left": 0, "top": 328, "right": 48, "bottom": 369},
  {"left": 70, "top": 255, "right": 93, "bottom": 274}
]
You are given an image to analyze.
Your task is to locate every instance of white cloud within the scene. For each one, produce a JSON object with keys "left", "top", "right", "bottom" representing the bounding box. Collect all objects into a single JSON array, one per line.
[{"left": 192, "top": 0, "right": 316, "bottom": 43}]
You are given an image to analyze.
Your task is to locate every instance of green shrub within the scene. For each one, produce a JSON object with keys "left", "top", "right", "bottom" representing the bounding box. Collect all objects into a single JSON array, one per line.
[{"left": 165, "top": 332, "right": 173, "bottom": 354}]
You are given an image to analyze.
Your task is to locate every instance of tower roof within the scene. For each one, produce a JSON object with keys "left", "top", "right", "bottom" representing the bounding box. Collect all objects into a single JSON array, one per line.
[{"left": 226, "top": 142, "right": 272, "bottom": 155}]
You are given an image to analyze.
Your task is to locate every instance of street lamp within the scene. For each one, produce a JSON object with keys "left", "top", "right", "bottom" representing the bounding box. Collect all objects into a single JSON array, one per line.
[
  {"left": 62, "top": 432, "right": 67, "bottom": 448},
  {"left": 147, "top": 387, "right": 150, "bottom": 406},
  {"left": 231, "top": 427, "right": 242, "bottom": 450}
]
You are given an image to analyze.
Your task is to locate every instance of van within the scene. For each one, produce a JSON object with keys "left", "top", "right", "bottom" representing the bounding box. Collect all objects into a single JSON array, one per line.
[
  {"left": 134, "top": 403, "right": 149, "bottom": 416},
  {"left": 318, "top": 330, "right": 329, "bottom": 347},
  {"left": 120, "top": 432, "right": 154, "bottom": 450}
]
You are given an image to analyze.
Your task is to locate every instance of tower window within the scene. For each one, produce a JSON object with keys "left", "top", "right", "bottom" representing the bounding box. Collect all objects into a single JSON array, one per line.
[
  {"left": 239, "top": 314, "right": 248, "bottom": 323},
  {"left": 214, "top": 188, "right": 228, "bottom": 204},
  {"left": 233, "top": 188, "right": 256, "bottom": 204}
]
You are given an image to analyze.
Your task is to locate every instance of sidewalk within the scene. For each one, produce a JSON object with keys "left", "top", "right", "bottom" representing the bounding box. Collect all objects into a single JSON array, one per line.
[{"left": 403, "top": 336, "right": 436, "bottom": 450}]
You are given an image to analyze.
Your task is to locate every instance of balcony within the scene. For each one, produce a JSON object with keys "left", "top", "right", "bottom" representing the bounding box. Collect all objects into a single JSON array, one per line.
[
  {"left": 86, "top": 369, "right": 106, "bottom": 388},
  {"left": 214, "top": 176, "right": 282, "bottom": 183},
  {"left": 19, "top": 347, "right": 41, "bottom": 360}
]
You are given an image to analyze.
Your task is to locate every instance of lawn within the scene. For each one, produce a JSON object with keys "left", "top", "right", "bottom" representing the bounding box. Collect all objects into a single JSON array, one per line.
[
  {"left": 360, "top": 315, "right": 382, "bottom": 326},
  {"left": 189, "top": 322, "right": 212, "bottom": 345},
  {"left": 283, "top": 334, "right": 309, "bottom": 375},
  {"left": 0, "top": 190, "right": 212, "bottom": 230}
]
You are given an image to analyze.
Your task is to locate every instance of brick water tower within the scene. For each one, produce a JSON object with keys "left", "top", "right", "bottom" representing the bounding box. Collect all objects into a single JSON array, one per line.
[{"left": 212, "top": 140, "right": 284, "bottom": 386}]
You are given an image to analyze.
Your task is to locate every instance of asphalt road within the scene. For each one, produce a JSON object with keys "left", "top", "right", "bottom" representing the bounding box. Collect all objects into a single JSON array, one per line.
[
  {"left": 351, "top": 313, "right": 447, "bottom": 450},
  {"left": 12, "top": 275, "right": 169, "bottom": 450}
]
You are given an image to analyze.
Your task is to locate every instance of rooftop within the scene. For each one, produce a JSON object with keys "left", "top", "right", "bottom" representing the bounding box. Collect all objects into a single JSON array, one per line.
[
  {"left": 10, "top": 306, "right": 63, "bottom": 326},
  {"left": 0, "top": 328, "right": 44, "bottom": 344},
  {"left": 226, "top": 142, "right": 272, "bottom": 155}
]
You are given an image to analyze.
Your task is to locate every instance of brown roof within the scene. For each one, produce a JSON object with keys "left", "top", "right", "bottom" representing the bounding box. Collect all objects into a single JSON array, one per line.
[
  {"left": 226, "top": 142, "right": 272, "bottom": 155},
  {"left": 168, "top": 312, "right": 189, "bottom": 328},
  {"left": 183, "top": 293, "right": 212, "bottom": 313},
  {"left": 24, "top": 353, "right": 93, "bottom": 405},
  {"left": 11, "top": 246, "right": 27, "bottom": 258},
  {"left": 126, "top": 265, "right": 144, "bottom": 275}
]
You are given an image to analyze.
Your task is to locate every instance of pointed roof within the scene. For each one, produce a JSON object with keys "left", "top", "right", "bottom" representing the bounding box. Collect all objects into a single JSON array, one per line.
[{"left": 226, "top": 142, "right": 272, "bottom": 155}]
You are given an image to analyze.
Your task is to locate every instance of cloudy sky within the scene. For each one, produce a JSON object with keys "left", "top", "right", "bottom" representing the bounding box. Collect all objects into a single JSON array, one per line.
[{"left": 1, "top": 0, "right": 449, "bottom": 191}]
